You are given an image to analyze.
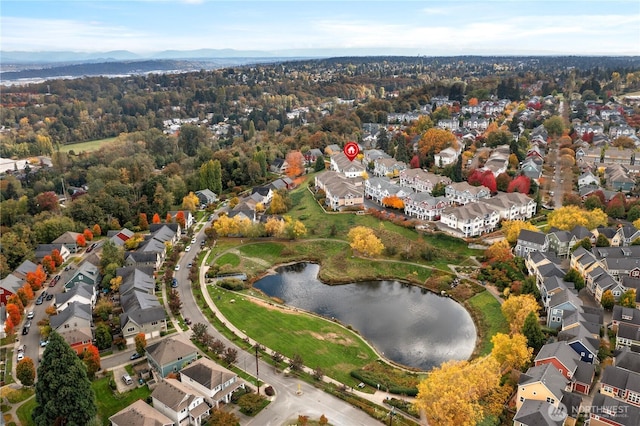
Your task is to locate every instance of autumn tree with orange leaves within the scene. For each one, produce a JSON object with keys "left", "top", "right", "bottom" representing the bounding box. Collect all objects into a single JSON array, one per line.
[
  {"left": 382, "top": 195, "right": 405, "bottom": 209},
  {"left": 92, "top": 223, "right": 102, "bottom": 237},
  {"left": 166, "top": 212, "right": 172, "bottom": 223},
  {"left": 83, "top": 229, "right": 93, "bottom": 241},
  {"left": 152, "top": 213, "right": 161, "bottom": 224},
  {"left": 51, "top": 249, "right": 63, "bottom": 267},
  {"left": 6, "top": 303, "right": 21, "bottom": 330},
  {"left": 175, "top": 211, "right": 186, "bottom": 228},
  {"left": 76, "top": 234, "right": 86, "bottom": 247},
  {"left": 286, "top": 151, "right": 305, "bottom": 178},
  {"left": 418, "top": 128, "right": 458, "bottom": 163},
  {"left": 41, "top": 255, "right": 55, "bottom": 274},
  {"left": 26, "top": 265, "right": 46, "bottom": 291},
  {"left": 82, "top": 345, "right": 101, "bottom": 379}
]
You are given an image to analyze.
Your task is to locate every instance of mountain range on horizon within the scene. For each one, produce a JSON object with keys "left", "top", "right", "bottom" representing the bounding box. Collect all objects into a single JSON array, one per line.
[{"left": 5, "top": 47, "right": 639, "bottom": 65}]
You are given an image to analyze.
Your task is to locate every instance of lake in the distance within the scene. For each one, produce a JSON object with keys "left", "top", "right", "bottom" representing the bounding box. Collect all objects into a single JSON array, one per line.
[{"left": 253, "top": 262, "right": 476, "bottom": 371}]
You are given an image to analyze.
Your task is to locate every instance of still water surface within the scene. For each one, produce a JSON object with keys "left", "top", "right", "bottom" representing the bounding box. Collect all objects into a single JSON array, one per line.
[{"left": 253, "top": 262, "right": 476, "bottom": 371}]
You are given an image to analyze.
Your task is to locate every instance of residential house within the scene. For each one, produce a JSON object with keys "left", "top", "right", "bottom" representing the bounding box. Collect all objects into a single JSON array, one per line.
[
  {"left": 617, "top": 226, "right": 640, "bottom": 247},
  {"left": 612, "top": 306, "right": 640, "bottom": 329},
  {"left": 50, "top": 301, "right": 93, "bottom": 354},
  {"left": 463, "top": 115, "right": 489, "bottom": 131},
  {"left": 120, "top": 290, "right": 167, "bottom": 344},
  {"left": 151, "top": 378, "right": 210, "bottom": 426},
  {"left": 515, "top": 230, "right": 549, "bottom": 258},
  {"left": 601, "top": 257, "right": 640, "bottom": 282},
  {"left": 605, "top": 164, "right": 635, "bottom": 192},
  {"left": 304, "top": 148, "right": 324, "bottom": 165},
  {"left": 444, "top": 182, "right": 491, "bottom": 205},
  {"left": 600, "top": 349, "right": 640, "bottom": 407},
  {"left": 398, "top": 168, "right": 451, "bottom": 193},
  {"left": 558, "top": 321, "right": 600, "bottom": 364},
  {"left": 578, "top": 171, "right": 600, "bottom": 188},
  {"left": 593, "top": 226, "right": 623, "bottom": 247},
  {"left": 546, "top": 290, "right": 581, "bottom": 330},
  {"left": 362, "top": 149, "right": 391, "bottom": 164},
  {"left": 330, "top": 152, "right": 366, "bottom": 178},
  {"left": 125, "top": 251, "right": 162, "bottom": 271},
  {"left": 146, "top": 335, "right": 199, "bottom": 378},
  {"left": 513, "top": 399, "right": 566, "bottom": 426},
  {"left": 180, "top": 357, "right": 246, "bottom": 408},
  {"left": 534, "top": 341, "right": 595, "bottom": 394},
  {"left": 52, "top": 231, "right": 82, "bottom": 253},
  {"left": 570, "top": 247, "right": 602, "bottom": 282},
  {"left": 438, "top": 202, "right": 500, "bottom": 238},
  {"left": 534, "top": 262, "right": 567, "bottom": 291},
  {"left": 0, "top": 274, "right": 24, "bottom": 305},
  {"left": 55, "top": 282, "right": 96, "bottom": 311},
  {"left": 268, "top": 177, "right": 295, "bottom": 191},
  {"left": 483, "top": 192, "right": 537, "bottom": 221},
  {"left": 109, "top": 399, "right": 173, "bottom": 426},
  {"left": 547, "top": 229, "right": 578, "bottom": 258},
  {"left": 434, "top": 146, "right": 459, "bottom": 167},
  {"left": 517, "top": 364, "right": 570, "bottom": 410},
  {"left": 64, "top": 261, "right": 100, "bottom": 291},
  {"left": 403, "top": 192, "right": 449, "bottom": 221},
  {"left": 269, "top": 158, "right": 289, "bottom": 174},
  {"left": 520, "top": 157, "right": 543, "bottom": 181},
  {"left": 364, "top": 177, "right": 411, "bottom": 204},
  {"left": 372, "top": 158, "right": 407, "bottom": 177},
  {"left": 314, "top": 171, "right": 364, "bottom": 211},
  {"left": 588, "top": 393, "right": 640, "bottom": 426},
  {"left": 541, "top": 276, "right": 569, "bottom": 305},
  {"left": 107, "top": 228, "right": 135, "bottom": 247},
  {"left": 250, "top": 187, "right": 273, "bottom": 205},
  {"left": 228, "top": 203, "right": 257, "bottom": 223},
  {"left": 576, "top": 146, "right": 602, "bottom": 167},
  {"left": 117, "top": 267, "right": 156, "bottom": 296},
  {"left": 525, "top": 251, "right": 563, "bottom": 284},
  {"left": 195, "top": 189, "right": 218, "bottom": 206},
  {"left": 616, "top": 323, "right": 640, "bottom": 352},
  {"left": 325, "top": 144, "right": 342, "bottom": 156},
  {"left": 34, "top": 243, "right": 71, "bottom": 263}
]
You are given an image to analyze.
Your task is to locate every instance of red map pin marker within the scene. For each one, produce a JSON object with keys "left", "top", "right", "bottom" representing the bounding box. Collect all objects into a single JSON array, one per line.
[{"left": 344, "top": 141, "right": 359, "bottom": 162}]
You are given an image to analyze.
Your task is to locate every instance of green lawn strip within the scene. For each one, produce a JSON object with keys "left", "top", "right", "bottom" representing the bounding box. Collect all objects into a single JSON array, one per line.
[
  {"left": 16, "top": 396, "right": 36, "bottom": 426},
  {"left": 3, "top": 387, "right": 34, "bottom": 403},
  {"left": 92, "top": 373, "right": 152, "bottom": 425},
  {"left": 238, "top": 242, "right": 284, "bottom": 262},
  {"left": 209, "top": 286, "right": 378, "bottom": 385},
  {"left": 58, "top": 137, "right": 118, "bottom": 153},
  {"left": 465, "top": 291, "right": 508, "bottom": 356},
  {"left": 215, "top": 252, "right": 241, "bottom": 267}
]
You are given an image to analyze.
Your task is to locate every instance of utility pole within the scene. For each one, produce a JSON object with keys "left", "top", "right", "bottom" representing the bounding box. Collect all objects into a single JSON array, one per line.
[{"left": 255, "top": 344, "right": 260, "bottom": 394}]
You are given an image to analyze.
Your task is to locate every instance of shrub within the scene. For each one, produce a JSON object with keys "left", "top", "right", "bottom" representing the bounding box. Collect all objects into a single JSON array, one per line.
[{"left": 264, "top": 386, "right": 275, "bottom": 396}]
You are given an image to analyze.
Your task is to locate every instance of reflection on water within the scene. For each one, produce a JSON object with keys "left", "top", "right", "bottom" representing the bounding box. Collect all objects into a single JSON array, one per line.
[{"left": 253, "top": 262, "right": 476, "bottom": 371}]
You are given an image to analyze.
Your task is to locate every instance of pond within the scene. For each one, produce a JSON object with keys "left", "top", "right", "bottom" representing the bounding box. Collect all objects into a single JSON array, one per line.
[{"left": 253, "top": 262, "right": 476, "bottom": 371}]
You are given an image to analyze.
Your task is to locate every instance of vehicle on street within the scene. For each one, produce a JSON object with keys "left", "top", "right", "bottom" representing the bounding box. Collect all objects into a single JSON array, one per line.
[
  {"left": 184, "top": 317, "right": 192, "bottom": 325},
  {"left": 187, "top": 262, "right": 192, "bottom": 268},
  {"left": 22, "top": 326, "right": 30, "bottom": 335},
  {"left": 35, "top": 296, "right": 43, "bottom": 305},
  {"left": 40, "top": 340, "right": 48, "bottom": 347},
  {"left": 130, "top": 352, "right": 143, "bottom": 360},
  {"left": 17, "top": 345, "right": 25, "bottom": 353},
  {"left": 86, "top": 243, "right": 97, "bottom": 253},
  {"left": 46, "top": 294, "right": 54, "bottom": 301},
  {"left": 191, "top": 237, "right": 197, "bottom": 244},
  {"left": 172, "top": 278, "right": 178, "bottom": 288},
  {"left": 185, "top": 245, "right": 191, "bottom": 252},
  {"left": 17, "top": 352, "right": 24, "bottom": 361},
  {"left": 27, "top": 311, "right": 34, "bottom": 320},
  {"left": 174, "top": 264, "right": 180, "bottom": 271}
]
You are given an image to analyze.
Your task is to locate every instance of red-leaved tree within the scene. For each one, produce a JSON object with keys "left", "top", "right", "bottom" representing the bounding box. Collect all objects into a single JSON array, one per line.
[
  {"left": 152, "top": 213, "right": 161, "bottom": 224},
  {"left": 507, "top": 175, "right": 531, "bottom": 194},
  {"left": 83, "top": 229, "right": 94, "bottom": 241},
  {"left": 26, "top": 265, "right": 46, "bottom": 291},
  {"left": 41, "top": 255, "right": 56, "bottom": 274},
  {"left": 176, "top": 211, "right": 186, "bottom": 229},
  {"left": 76, "top": 234, "right": 87, "bottom": 247},
  {"left": 51, "top": 249, "right": 64, "bottom": 267}
]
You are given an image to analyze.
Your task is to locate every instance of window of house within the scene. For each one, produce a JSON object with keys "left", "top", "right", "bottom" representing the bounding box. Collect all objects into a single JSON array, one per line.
[
  {"left": 628, "top": 392, "right": 640, "bottom": 404},
  {"left": 546, "top": 397, "right": 555, "bottom": 404},
  {"left": 128, "top": 327, "right": 135, "bottom": 332},
  {"left": 151, "top": 321, "right": 158, "bottom": 325}
]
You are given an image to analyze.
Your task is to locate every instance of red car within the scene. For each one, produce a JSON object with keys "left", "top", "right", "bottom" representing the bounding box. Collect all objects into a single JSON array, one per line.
[{"left": 49, "top": 275, "right": 60, "bottom": 287}]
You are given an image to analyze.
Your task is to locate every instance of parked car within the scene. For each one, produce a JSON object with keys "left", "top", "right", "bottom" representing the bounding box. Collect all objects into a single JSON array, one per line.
[
  {"left": 184, "top": 317, "right": 192, "bottom": 325},
  {"left": 185, "top": 245, "right": 191, "bottom": 252},
  {"left": 122, "top": 374, "right": 133, "bottom": 385},
  {"left": 17, "top": 352, "right": 24, "bottom": 361},
  {"left": 187, "top": 262, "right": 192, "bottom": 268},
  {"left": 130, "top": 352, "right": 143, "bottom": 360},
  {"left": 171, "top": 278, "right": 178, "bottom": 288},
  {"left": 27, "top": 311, "right": 34, "bottom": 320},
  {"left": 35, "top": 297, "right": 43, "bottom": 305},
  {"left": 17, "top": 345, "right": 25, "bottom": 353},
  {"left": 40, "top": 340, "right": 48, "bottom": 347},
  {"left": 45, "top": 294, "right": 54, "bottom": 301},
  {"left": 22, "top": 326, "right": 30, "bottom": 335},
  {"left": 191, "top": 237, "right": 197, "bottom": 244},
  {"left": 174, "top": 264, "right": 180, "bottom": 271}
]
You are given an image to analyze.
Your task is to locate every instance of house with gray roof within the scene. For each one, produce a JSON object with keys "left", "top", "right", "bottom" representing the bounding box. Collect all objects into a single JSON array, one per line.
[
  {"left": 600, "top": 350, "right": 640, "bottom": 408},
  {"left": 402, "top": 192, "right": 449, "bottom": 221},
  {"left": 444, "top": 181, "right": 491, "bottom": 205},
  {"left": 0, "top": 273, "right": 24, "bottom": 305},
  {"left": 364, "top": 177, "right": 411, "bottom": 204},
  {"left": 34, "top": 243, "right": 70, "bottom": 263},
  {"left": 517, "top": 364, "right": 571, "bottom": 411},
  {"left": 438, "top": 201, "right": 500, "bottom": 238},
  {"left": 151, "top": 378, "right": 210, "bottom": 426},
  {"left": 108, "top": 228, "right": 135, "bottom": 247},
  {"left": 52, "top": 231, "right": 82, "bottom": 253},
  {"left": 372, "top": 158, "right": 407, "bottom": 177},
  {"left": 109, "top": 399, "right": 173, "bottom": 426},
  {"left": 558, "top": 323, "right": 600, "bottom": 364},
  {"left": 117, "top": 267, "right": 156, "bottom": 296},
  {"left": 195, "top": 189, "right": 218, "bottom": 206},
  {"left": 146, "top": 335, "right": 198, "bottom": 378},
  {"left": 50, "top": 301, "right": 93, "bottom": 354},
  {"left": 314, "top": 171, "right": 364, "bottom": 211},
  {"left": 330, "top": 152, "right": 366, "bottom": 178},
  {"left": 534, "top": 341, "right": 595, "bottom": 394},
  {"left": 546, "top": 289, "right": 581, "bottom": 330},
  {"left": 125, "top": 251, "right": 162, "bottom": 270},
  {"left": 180, "top": 357, "right": 245, "bottom": 408},
  {"left": 588, "top": 393, "right": 640, "bottom": 426},
  {"left": 120, "top": 290, "right": 167, "bottom": 345},
  {"left": 64, "top": 261, "right": 100, "bottom": 291},
  {"left": 398, "top": 168, "right": 451, "bottom": 194},
  {"left": 515, "top": 229, "right": 549, "bottom": 258},
  {"left": 55, "top": 282, "right": 95, "bottom": 311}
]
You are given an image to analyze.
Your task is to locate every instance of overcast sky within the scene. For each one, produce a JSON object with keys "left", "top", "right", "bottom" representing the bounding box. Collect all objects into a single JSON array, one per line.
[{"left": 2, "top": 1, "right": 639, "bottom": 56}]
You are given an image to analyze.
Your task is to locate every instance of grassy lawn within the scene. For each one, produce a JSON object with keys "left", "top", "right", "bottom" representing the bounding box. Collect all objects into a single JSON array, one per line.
[
  {"left": 215, "top": 252, "right": 241, "bottom": 267},
  {"left": 466, "top": 291, "right": 508, "bottom": 356},
  {"left": 2, "top": 386, "right": 34, "bottom": 403},
  {"left": 92, "top": 374, "right": 152, "bottom": 426},
  {"left": 16, "top": 396, "right": 36, "bottom": 426},
  {"left": 209, "top": 286, "right": 378, "bottom": 385},
  {"left": 58, "top": 137, "right": 118, "bottom": 153}
]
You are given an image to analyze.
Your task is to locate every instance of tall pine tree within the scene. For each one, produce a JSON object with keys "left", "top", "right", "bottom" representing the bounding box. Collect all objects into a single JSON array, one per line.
[{"left": 33, "top": 331, "right": 97, "bottom": 425}]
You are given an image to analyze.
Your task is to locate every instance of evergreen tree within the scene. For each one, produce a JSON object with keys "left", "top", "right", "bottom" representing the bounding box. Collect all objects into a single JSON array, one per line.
[
  {"left": 395, "top": 134, "right": 410, "bottom": 163},
  {"left": 314, "top": 156, "right": 326, "bottom": 172},
  {"left": 376, "top": 127, "right": 389, "bottom": 152},
  {"left": 522, "top": 311, "right": 546, "bottom": 352},
  {"left": 33, "top": 331, "right": 97, "bottom": 425}
]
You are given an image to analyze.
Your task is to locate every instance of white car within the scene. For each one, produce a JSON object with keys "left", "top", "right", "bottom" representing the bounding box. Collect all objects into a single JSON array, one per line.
[
  {"left": 27, "top": 311, "right": 34, "bottom": 320},
  {"left": 185, "top": 245, "right": 191, "bottom": 252},
  {"left": 191, "top": 237, "right": 197, "bottom": 244},
  {"left": 17, "top": 352, "right": 24, "bottom": 362},
  {"left": 174, "top": 264, "right": 180, "bottom": 271}
]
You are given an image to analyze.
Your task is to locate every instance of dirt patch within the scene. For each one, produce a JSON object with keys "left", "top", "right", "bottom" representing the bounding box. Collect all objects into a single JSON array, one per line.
[
  {"left": 248, "top": 297, "right": 302, "bottom": 315},
  {"left": 307, "top": 331, "right": 355, "bottom": 346}
]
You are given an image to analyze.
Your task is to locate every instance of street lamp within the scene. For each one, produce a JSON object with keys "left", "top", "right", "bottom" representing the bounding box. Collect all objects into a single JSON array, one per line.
[{"left": 388, "top": 407, "right": 395, "bottom": 426}]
